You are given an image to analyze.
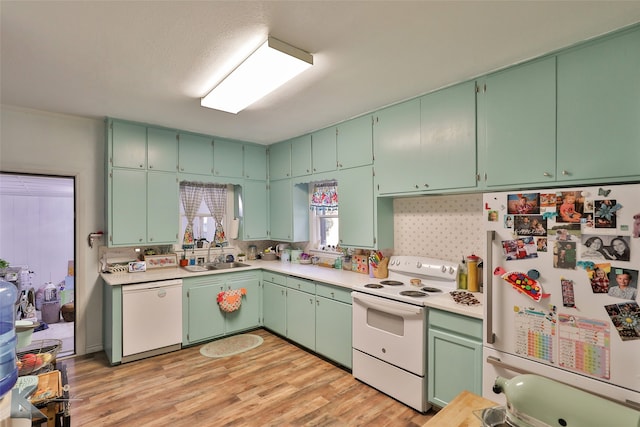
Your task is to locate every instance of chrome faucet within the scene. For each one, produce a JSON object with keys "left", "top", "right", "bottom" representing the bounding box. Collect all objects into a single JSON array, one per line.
[{"left": 216, "top": 244, "right": 226, "bottom": 263}]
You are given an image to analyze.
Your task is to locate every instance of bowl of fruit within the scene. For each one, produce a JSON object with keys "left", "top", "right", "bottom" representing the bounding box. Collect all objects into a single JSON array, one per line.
[{"left": 16, "top": 339, "right": 61, "bottom": 376}]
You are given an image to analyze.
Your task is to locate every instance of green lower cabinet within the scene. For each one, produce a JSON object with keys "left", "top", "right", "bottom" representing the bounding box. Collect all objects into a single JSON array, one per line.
[
  {"left": 263, "top": 280, "right": 287, "bottom": 336},
  {"left": 183, "top": 277, "right": 225, "bottom": 345},
  {"left": 428, "top": 309, "right": 482, "bottom": 408},
  {"left": 315, "top": 295, "right": 352, "bottom": 369},
  {"left": 182, "top": 272, "right": 261, "bottom": 346},
  {"left": 262, "top": 276, "right": 352, "bottom": 369},
  {"left": 286, "top": 287, "right": 316, "bottom": 350},
  {"left": 225, "top": 275, "right": 261, "bottom": 334}
]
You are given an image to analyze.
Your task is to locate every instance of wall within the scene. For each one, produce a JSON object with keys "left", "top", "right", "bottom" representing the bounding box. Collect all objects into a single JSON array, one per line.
[
  {"left": 393, "top": 193, "right": 484, "bottom": 262},
  {"left": 0, "top": 105, "right": 105, "bottom": 354}
]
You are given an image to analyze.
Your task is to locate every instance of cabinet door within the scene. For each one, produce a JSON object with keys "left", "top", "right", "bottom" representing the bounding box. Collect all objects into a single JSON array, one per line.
[
  {"left": 373, "top": 98, "right": 421, "bottom": 194},
  {"left": 269, "top": 179, "right": 292, "bottom": 241},
  {"left": 241, "top": 180, "right": 269, "bottom": 240},
  {"left": 338, "top": 166, "right": 374, "bottom": 248},
  {"left": 178, "top": 133, "right": 214, "bottom": 175},
  {"left": 421, "top": 81, "right": 477, "bottom": 190},
  {"left": 428, "top": 328, "right": 482, "bottom": 407},
  {"left": 147, "top": 171, "right": 178, "bottom": 244},
  {"left": 286, "top": 288, "right": 316, "bottom": 350},
  {"left": 480, "top": 57, "right": 556, "bottom": 187},
  {"left": 291, "top": 135, "right": 313, "bottom": 177},
  {"left": 312, "top": 128, "right": 337, "bottom": 173},
  {"left": 110, "top": 169, "right": 146, "bottom": 245},
  {"left": 214, "top": 138, "right": 244, "bottom": 178},
  {"left": 269, "top": 141, "right": 291, "bottom": 180},
  {"left": 244, "top": 145, "right": 267, "bottom": 180},
  {"left": 147, "top": 127, "right": 178, "bottom": 172},
  {"left": 225, "top": 276, "right": 261, "bottom": 334},
  {"left": 263, "top": 281, "right": 286, "bottom": 336},
  {"left": 186, "top": 283, "right": 225, "bottom": 343},
  {"left": 315, "top": 296, "right": 352, "bottom": 368},
  {"left": 111, "top": 121, "right": 146, "bottom": 169},
  {"left": 337, "top": 115, "right": 373, "bottom": 169},
  {"left": 557, "top": 29, "right": 640, "bottom": 182}
]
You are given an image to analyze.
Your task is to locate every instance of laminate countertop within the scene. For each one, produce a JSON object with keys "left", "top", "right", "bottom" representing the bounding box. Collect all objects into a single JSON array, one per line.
[
  {"left": 425, "top": 390, "right": 499, "bottom": 427},
  {"left": 101, "top": 259, "right": 483, "bottom": 319}
]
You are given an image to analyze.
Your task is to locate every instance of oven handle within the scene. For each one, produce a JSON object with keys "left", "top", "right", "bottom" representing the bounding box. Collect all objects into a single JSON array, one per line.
[{"left": 352, "top": 292, "right": 423, "bottom": 316}]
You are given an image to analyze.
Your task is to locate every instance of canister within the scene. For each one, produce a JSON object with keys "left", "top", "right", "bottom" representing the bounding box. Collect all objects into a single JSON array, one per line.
[{"left": 466, "top": 255, "right": 481, "bottom": 292}]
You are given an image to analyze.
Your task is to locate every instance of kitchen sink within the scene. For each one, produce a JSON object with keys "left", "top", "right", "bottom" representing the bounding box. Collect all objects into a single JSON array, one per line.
[{"left": 205, "top": 262, "right": 251, "bottom": 270}]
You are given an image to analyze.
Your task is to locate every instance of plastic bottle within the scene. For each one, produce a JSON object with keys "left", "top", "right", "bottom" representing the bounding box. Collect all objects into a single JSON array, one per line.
[
  {"left": 0, "top": 280, "right": 18, "bottom": 398},
  {"left": 467, "top": 255, "right": 480, "bottom": 292},
  {"left": 457, "top": 258, "right": 468, "bottom": 290}
]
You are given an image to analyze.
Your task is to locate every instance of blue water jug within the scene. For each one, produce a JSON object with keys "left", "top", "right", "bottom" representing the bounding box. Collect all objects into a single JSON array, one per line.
[{"left": 0, "top": 280, "right": 18, "bottom": 397}]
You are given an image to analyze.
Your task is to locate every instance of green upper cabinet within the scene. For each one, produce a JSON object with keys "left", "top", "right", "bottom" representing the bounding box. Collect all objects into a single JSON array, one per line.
[
  {"left": 213, "top": 138, "right": 244, "bottom": 178},
  {"left": 110, "top": 169, "right": 147, "bottom": 245},
  {"left": 420, "top": 81, "right": 477, "bottom": 191},
  {"left": 269, "top": 179, "right": 309, "bottom": 242},
  {"left": 337, "top": 115, "right": 373, "bottom": 169},
  {"left": 373, "top": 98, "right": 421, "bottom": 194},
  {"left": 269, "top": 179, "right": 292, "bottom": 241},
  {"left": 239, "top": 180, "right": 269, "bottom": 240},
  {"left": 147, "top": 171, "right": 179, "bottom": 244},
  {"left": 111, "top": 121, "right": 147, "bottom": 169},
  {"left": 243, "top": 144, "right": 267, "bottom": 180},
  {"left": 478, "top": 57, "right": 557, "bottom": 187},
  {"left": 338, "top": 166, "right": 393, "bottom": 250},
  {"left": 312, "top": 127, "right": 337, "bottom": 173},
  {"left": 178, "top": 133, "right": 214, "bottom": 175},
  {"left": 147, "top": 127, "right": 178, "bottom": 172},
  {"left": 291, "top": 135, "right": 312, "bottom": 177},
  {"left": 269, "top": 141, "right": 291, "bottom": 180},
  {"left": 557, "top": 28, "right": 640, "bottom": 183}
]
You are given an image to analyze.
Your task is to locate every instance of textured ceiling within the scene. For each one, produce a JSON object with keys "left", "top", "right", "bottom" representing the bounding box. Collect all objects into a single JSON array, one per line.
[{"left": 2, "top": 1, "right": 640, "bottom": 144}]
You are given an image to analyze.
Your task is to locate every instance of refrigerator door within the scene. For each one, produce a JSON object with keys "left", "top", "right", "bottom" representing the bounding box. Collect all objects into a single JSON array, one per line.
[{"left": 483, "top": 184, "right": 640, "bottom": 406}]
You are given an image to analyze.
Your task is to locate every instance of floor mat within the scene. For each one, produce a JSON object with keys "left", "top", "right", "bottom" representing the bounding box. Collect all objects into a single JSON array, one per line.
[{"left": 199, "top": 334, "right": 264, "bottom": 358}]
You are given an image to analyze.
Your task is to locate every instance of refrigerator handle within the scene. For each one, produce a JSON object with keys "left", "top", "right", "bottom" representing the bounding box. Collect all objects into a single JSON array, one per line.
[{"left": 486, "top": 230, "right": 496, "bottom": 344}]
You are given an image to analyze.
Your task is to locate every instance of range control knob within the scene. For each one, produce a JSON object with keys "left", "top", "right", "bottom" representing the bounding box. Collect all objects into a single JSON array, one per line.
[
  {"left": 449, "top": 266, "right": 455, "bottom": 274},
  {"left": 441, "top": 265, "right": 447, "bottom": 273},
  {"left": 416, "top": 261, "right": 422, "bottom": 268}
]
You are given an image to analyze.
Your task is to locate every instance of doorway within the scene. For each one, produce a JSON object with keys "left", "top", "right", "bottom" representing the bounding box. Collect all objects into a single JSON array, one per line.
[{"left": 0, "top": 172, "right": 75, "bottom": 357}]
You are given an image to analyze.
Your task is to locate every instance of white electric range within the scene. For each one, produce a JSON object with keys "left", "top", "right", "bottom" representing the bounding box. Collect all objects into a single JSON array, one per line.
[
  {"left": 351, "top": 255, "right": 459, "bottom": 304},
  {"left": 351, "top": 255, "right": 460, "bottom": 413}
]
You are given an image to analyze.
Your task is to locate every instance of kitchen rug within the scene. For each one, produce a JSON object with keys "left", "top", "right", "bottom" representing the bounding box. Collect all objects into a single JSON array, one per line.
[{"left": 199, "top": 334, "right": 264, "bottom": 358}]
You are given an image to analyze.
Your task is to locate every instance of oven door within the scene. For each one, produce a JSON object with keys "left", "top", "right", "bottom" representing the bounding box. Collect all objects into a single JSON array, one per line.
[{"left": 352, "top": 291, "right": 426, "bottom": 375}]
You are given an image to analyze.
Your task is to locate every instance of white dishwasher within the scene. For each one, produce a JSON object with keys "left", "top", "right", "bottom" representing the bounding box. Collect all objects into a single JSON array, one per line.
[{"left": 122, "top": 278, "right": 182, "bottom": 363}]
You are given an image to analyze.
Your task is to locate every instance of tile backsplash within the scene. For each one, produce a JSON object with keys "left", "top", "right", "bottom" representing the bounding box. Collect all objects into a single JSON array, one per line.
[{"left": 393, "top": 193, "right": 484, "bottom": 263}]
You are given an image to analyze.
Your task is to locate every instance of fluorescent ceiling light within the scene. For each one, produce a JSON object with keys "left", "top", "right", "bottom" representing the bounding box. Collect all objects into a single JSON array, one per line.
[{"left": 201, "top": 37, "right": 313, "bottom": 114}]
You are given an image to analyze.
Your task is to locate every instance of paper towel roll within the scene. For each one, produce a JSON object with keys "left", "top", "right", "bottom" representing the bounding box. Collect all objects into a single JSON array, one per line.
[{"left": 229, "top": 218, "right": 240, "bottom": 239}]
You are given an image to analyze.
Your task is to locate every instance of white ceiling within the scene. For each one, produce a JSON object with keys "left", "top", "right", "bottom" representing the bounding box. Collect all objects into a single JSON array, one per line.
[{"left": 2, "top": 1, "right": 640, "bottom": 145}]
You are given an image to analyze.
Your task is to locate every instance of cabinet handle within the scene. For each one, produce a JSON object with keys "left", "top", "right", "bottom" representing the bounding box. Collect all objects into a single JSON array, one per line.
[
  {"left": 149, "top": 238, "right": 153, "bottom": 242},
  {"left": 309, "top": 298, "right": 313, "bottom": 304},
  {"left": 139, "top": 238, "right": 143, "bottom": 242},
  {"left": 338, "top": 163, "right": 343, "bottom": 168},
  {"left": 414, "top": 184, "right": 419, "bottom": 189},
  {"left": 139, "top": 164, "right": 144, "bottom": 168},
  {"left": 149, "top": 165, "right": 153, "bottom": 169},
  {"left": 316, "top": 299, "right": 320, "bottom": 306},
  {"left": 313, "top": 168, "right": 316, "bottom": 172},
  {"left": 562, "top": 170, "right": 570, "bottom": 176},
  {"left": 423, "top": 183, "right": 429, "bottom": 188},
  {"left": 543, "top": 172, "right": 552, "bottom": 177},
  {"left": 330, "top": 292, "right": 335, "bottom": 298}
]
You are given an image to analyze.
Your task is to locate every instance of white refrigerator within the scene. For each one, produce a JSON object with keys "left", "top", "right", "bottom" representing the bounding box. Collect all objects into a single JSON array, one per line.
[{"left": 482, "top": 183, "right": 640, "bottom": 409}]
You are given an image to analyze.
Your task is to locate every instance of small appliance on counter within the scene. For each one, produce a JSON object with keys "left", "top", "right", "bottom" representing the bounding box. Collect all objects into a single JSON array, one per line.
[{"left": 479, "top": 374, "right": 640, "bottom": 427}]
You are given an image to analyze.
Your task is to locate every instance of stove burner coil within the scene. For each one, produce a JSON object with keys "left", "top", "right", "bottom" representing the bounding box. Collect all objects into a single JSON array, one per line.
[
  {"left": 399, "top": 290, "right": 428, "bottom": 297},
  {"left": 364, "top": 284, "right": 383, "bottom": 289},
  {"left": 380, "top": 280, "right": 403, "bottom": 286},
  {"left": 421, "top": 287, "right": 442, "bottom": 293}
]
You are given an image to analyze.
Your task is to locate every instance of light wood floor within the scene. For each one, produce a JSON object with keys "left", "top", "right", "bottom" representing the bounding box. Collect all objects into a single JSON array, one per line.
[{"left": 62, "top": 329, "right": 436, "bottom": 426}]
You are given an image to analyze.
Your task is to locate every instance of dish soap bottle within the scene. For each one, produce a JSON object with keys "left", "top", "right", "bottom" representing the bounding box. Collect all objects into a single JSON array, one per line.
[{"left": 457, "top": 258, "right": 468, "bottom": 290}]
